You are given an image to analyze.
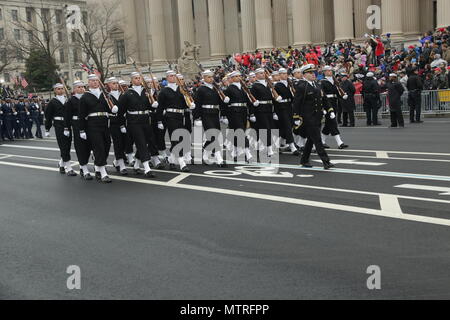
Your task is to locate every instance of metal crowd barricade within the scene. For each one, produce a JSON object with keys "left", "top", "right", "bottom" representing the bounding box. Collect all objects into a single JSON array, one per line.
[{"left": 354, "top": 90, "right": 450, "bottom": 115}]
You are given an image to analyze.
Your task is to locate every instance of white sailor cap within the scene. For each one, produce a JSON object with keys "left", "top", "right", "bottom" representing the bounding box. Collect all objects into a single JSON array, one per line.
[
  {"left": 177, "top": 74, "right": 184, "bottom": 79},
  {"left": 105, "top": 77, "right": 118, "bottom": 84},
  {"left": 255, "top": 68, "right": 265, "bottom": 74},
  {"left": 87, "top": 74, "right": 99, "bottom": 80},
  {"left": 119, "top": 80, "right": 128, "bottom": 85},
  {"left": 366, "top": 72, "right": 375, "bottom": 78},
  {"left": 53, "top": 83, "right": 64, "bottom": 89},
  {"left": 229, "top": 71, "right": 241, "bottom": 77},
  {"left": 130, "top": 72, "right": 140, "bottom": 78},
  {"left": 272, "top": 71, "right": 279, "bottom": 76},
  {"left": 389, "top": 73, "right": 398, "bottom": 78},
  {"left": 249, "top": 72, "right": 256, "bottom": 77},
  {"left": 300, "top": 64, "right": 316, "bottom": 74},
  {"left": 278, "top": 68, "right": 288, "bottom": 74},
  {"left": 72, "top": 80, "right": 85, "bottom": 87},
  {"left": 166, "top": 70, "right": 177, "bottom": 76},
  {"left": 322, "top": 65, "right": 333, "bottom": 72},
  {"left": 355, "top": 73, "right": 364, "bottom": 79},
  {"left": 144, "top": 76, "right": 152, "bottom": 82},
  {"left": 201, "top": 69, "right": 214, "bottom": 77},
  {"left": 293, "top": 68, "right": 302, "bottom": 74},
  {"left": 153, "top": 76, "right": 158, "bottom": 81}
]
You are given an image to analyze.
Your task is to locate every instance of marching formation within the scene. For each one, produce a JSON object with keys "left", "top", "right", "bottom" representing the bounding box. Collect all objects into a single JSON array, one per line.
[{"left": 38, "top": 62, "right": 354, "bottom": 184}]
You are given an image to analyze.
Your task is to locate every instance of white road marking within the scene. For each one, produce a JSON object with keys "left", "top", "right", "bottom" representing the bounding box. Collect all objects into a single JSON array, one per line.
[
  {"left": 395, "top": 184, "right": 450, "bottom": 196},
  {"left": 376, "top": 151, "right": 390, "bottom": 159},
  {"left": 0, "top": 155, "right": 12, "bottom": 160},
  {"left": 379, "top": 195, "right": 403, "bottom": 216},
  {"left": 0, "top": 160, "right": 449, "bottom": 227},
  {"left": 313, "top": 159, "right": 387, "bottom": 166},
  {"left": 166, "top": 173, "right": 190, "bottom": 186}
]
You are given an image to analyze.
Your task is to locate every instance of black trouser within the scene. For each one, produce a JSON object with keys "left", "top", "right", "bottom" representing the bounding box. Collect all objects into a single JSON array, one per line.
[
  {"left": 365, "top": 102, "right": 380, "bottom": 125},
  {"left": 128, "top": 122, "right": 158, "bottom": 163},
  {"left": 336, "top": 103, "right": 343, "bottom": 124},
  {"left": 255, "top": 111, "right": 274, "bottom": 147},
  {"left": 322, "top": 115, "right": 340, "bottom": 136},
  {"left": 110, "top": 123, "right": 127, "bottom": 161},
  {"left": 54, "top": 123, "right": 72, "bottom": 163},
  {"left": 25, "top": 117, "right": 33, "bottom": 138},
  {"left": 151, "top": 114, "right": 166, "bottom": 152},
  {"left": 124, "top": 132, "right": 134, "bottom": 155},
  {"left": 228, "top": 109, "right": 249, "bottom": 149},
  {"left": 343, "top": 110, "right": 355, "bottom": 126},
  {"left": 3, "top": 116, "right": 14, "bottom": 140},
  {"left": 13, "top": 117, "right": 20, "bottom": 139},
  {"left": 72, "top": 123, "right": 92, "bottom": 166},
  {"left": 390, "top": 107, "right": 404, "bottom": 127},
  {"left": 276, "top": 107, "right": 295, "bottom": 145},
  {"left": 202, "top": 111, "right": 221, "bottom": 149},
  {"left": 87, "top": 126, "right": 111, "bottom": 167},
  {"left": 31, "top": 115, "right": 42, "bottom": 138},
  {"left": 301, "top": 125, "right": 330, "bottom": 165},
  {"left": 166, "top": 115, "right": 186, "bottom": 157},
  {"left": 408, "top": 91, "right": 422, "bottom": 122}
]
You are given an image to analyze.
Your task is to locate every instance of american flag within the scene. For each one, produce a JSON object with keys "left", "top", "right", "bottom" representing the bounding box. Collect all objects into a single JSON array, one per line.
[
  {"left": 80, "top": 63, "right": 101, "bottom": 78},
  {"left": 21, "top": 77, "right": 29, "bottom": 88}
]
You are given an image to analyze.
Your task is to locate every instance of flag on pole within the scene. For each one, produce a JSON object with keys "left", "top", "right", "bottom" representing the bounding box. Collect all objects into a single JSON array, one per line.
[{"left": 21, "top": 77, "right": 29, "bottom": 88}]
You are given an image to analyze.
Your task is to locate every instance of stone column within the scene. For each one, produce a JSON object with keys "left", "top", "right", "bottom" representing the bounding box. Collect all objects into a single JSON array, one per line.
[
  {"left": 240, "top": 0, "right": 257, "bottom": 52},
  {"left": 149, "top": 0, "right": 167, "bottom": 62},
  {"left": 224, "top": 0, "right": 241, "bottom": 54},
  {"left": 333, "top": 0, "right": 354, "bottom": 41},
  {"left": 402, "top": 0, "right": 420, "bottom": 37},
  {"left": 207, "top": 0, "right": 226, "bottom": 57},
  {"left": 311, "top": 0, "right": 327, "bottom": 44},
  {"left": 177, "top": 0, "right": 195, "bottom": 47},
  {"left": 254, "top": 0, "right": 274, "bottom": 49},
  {"left": 292, "top": 0, "right": 311, "bottom": 46},
  {"left": 353, "top": 0, "right": 371, "bottom": 39},
  {"left": 121, "top": 0, "right": 139, "bottom": 61},
  {"left": 420, "top": 0, "right": 434, "bottom": 33},
  {"left": 437, "top": 0, "right": 450, "bottom": 29},
  {"left": 194, "top": 0, "right": 211, "bottom": 60},
  {"left": 273, "top": 0, "right": 289, "bottom": 47},
  {"left": 381, "top": 0, "right": 403, "bottom": 38}
]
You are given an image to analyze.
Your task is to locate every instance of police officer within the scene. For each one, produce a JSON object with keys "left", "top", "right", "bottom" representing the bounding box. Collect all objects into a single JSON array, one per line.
[
  {"left": 45, "top": 83, "right": 77, "bottom": 176},
  {"left": 156, "top": 70, "right": 195, "bottom": 172},
  {"left": 406, "top": 67, "right": 424, "bottom": 123},
  {"left": 362, "top": 72, "right": 381, "bottom": 126},
  {"left": 383, "top": 74, "right": 405, "bottom": 128},
  {"left": 339, "top": 73, "right": 356, "bottom": 127},
  {"left": 79, "top": 74, "right": 114, "bottom": 183},
  {"left": 193, "top": 69, "right": 228, "bottom": 167},
  {"left": 1, "top": 98, "right": 15, "bottom": 141},
  {"left": 293, "top": 64, "right": 334, "bottom": 170},
  {"left": 29, "top": 96, "right": 43, "bottom": 139},
  {"left": 64, "top": 80, "right": 94, "bottom": 180}
]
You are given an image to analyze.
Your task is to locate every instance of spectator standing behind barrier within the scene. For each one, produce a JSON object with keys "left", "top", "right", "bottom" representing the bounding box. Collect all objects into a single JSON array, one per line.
[{"left": 407, "top": 67, "right": 424, "bottom": 123}]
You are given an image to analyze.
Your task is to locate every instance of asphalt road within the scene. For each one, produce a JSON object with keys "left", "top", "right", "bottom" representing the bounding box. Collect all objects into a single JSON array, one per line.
[{"left": 1, "top": 119, "right": 450, "bottom": 299}]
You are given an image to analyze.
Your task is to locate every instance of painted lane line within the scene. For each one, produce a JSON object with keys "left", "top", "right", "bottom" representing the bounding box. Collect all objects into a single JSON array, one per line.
[
  {"left": 0, "top": 155, "right": 12, "bottom": 160},
  {"left": 379, "top": 195, "right": 403, "bottom": 216},
  {"left": 0, "top": 160, "right": 449, "bottom": 227},
  {"left": 376, "top": 151, "right": 390, "bottom": 159},
  {"left": 166, "top": 173, "right": 190, "bottom": 186},
  {"left": 395, "top": 184, "right": 450, "bottom": 196},
  {"left": 1, "top": 154, "right": 450, "bottom": 207}
]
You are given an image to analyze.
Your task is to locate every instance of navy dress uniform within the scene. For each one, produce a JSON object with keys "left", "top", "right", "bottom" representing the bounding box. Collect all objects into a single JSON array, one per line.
[
  {"left": 383, "top": 74, "right": 405, "bottom": 128},
  {"left": 1, "top": 100, "right": 15, "bottom": 141},
  {"left": 45, "top": 84, "right": 76, "bottom": 176},
  {"left": 362, "top": 72, "right": 381, "bottom": 126},
  {"left": 29, "top": 97, "right": 43, "bottom": 138}
]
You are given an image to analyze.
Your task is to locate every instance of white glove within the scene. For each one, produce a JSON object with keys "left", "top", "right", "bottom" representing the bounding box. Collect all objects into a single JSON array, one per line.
[
  {"left": 45, "top": 131, "right": 50, "bottom": 138},
  {"left": 152, "top": 101, "right": 159, "bottom": 109},
  {"left": 273, "top": 113, "right": 279, "bottom": 121},
  {"left": 330, "top": 112, "right": 336, "bottom": 119},
  {"left": 190, "top": 102, "right": 196, "bottom": 110},
  {"left": 26, "top": 112, "right": 30, "bottom": 116},
  {"left": 194, "top": 120, "right": 203, "bottom": 127},
  {"left": 249, "top": 115, "right": 257, "bottom": 123},
  {"left": 63, "top": 129, "right": 70, "bottom": 137},
  {"left": 323, "top": 110, "right": 327, "bottom": 115},
  {"left": 220, "top": 117, "right": 229, "bottom": 126},
  {"left": 120, "top": 126, "right": 127, "bottom": 134},
  {"left": 111, "top": 105, "right": 119, "bottom": 114},
  {"left": 294, "top": 120, "right": 301, "bottom": 127},
  {"left": 80, "top": 132, "right": 87, "bottom": 140},
  {"left": 224, "top": 96, "right": 230, "bottom": 104},
  {"left": 157, "top": 122, "right": 164, "bottom": 130},
  {"left": 253, "top": 100, "right": 260, "bottom": 107},
  {"left": 276, "top": 96, "right": 283, "bottom": 102},
  {"left": 40, "top": 111, "right": 44, "bottom": 115},
  {"left": 13, "top": 112, "right": 17, "bottom": 116},
  {"left": 343, "top": 94, "right": 348, "bottom": 100}
]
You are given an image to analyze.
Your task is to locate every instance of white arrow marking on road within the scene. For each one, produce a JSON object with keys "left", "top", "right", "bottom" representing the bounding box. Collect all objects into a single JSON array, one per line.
[
  {"left": 313, "top": 159, "right": 386, "bottom": 166},
  {"left": 395, "top": 184, "right": 450, "bottom": 196},
  {"left": 235, "top": 166, "right": 294, "bottom": 178}
]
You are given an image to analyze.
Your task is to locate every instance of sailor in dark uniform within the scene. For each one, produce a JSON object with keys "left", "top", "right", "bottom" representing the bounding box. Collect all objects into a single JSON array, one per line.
[
  {"left": 156, "top": 70, "right": 196, "bottom": 172},
  {"left": 79, "top": 74, "right": 114, "bottom": 183},
  {"left": 1, "top": 98, "right": 15, "bottom": 141},
  {"left": 193, "top": 69, "right": 228, "bottom": 167},
  {"left": 29, "top": 96, "right": 43, "bottom": 139},
  {"left": 119, "top": 79, "right": 136, "bottom": 165},
  {"left": 293, "top": 64, "right": 334, "bottom": 170},
  {"left": 274, "top": 68, "right": 299, "bottom": 155},
  {"left": 320, "top": 66, "right": 349, "bottom": 149},
  {"left": 45, "top": 83, "right": 76, "bottom": 176},
  {"left": 63, "top": 80, "right": 93, "bottom": 180}
]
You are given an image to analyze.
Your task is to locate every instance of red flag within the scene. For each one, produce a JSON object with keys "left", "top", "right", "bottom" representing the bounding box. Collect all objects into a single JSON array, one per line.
[{"left": 21, "top": 77, "right": 29, "bottom": 88}]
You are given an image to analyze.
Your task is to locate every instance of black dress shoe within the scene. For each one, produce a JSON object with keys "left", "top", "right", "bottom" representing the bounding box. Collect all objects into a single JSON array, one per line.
[
  {"left": 292, "top": 150, "right": 301, "bottom": 156},
  {"left": 101, "top": 176, "right": 112, "bottom": 183},
  {"left": 113, "top": 164, "right": 120, "bottom": 172},
  {"left": 299, "top": 146, "right": 305, "bottom": 152},
  {"left": 169, "top": 163, "right": 177, "bottom": 171},
  {"left": 95, "top": 172, "right": 101, "bottom": 180},
  {"left": 338, "top": 144, "right": 349, "bottom": 150},
  {"left": 59, "top": 166, "right": 66, "bottom": 174},
  {"left": 323, "top": 144, "right": 330, "bottom": 149},
  {"left": 120, "top": 169, "right": 128, "bottom": 176},
  {"left": 144, "top": 171, "right": 156, "bottom": 178},
  {"left": 66, "top": 170, "right": 77, "bottom": 177},
  {"left": 217, "top": 162, "right": 227, "bottom": 168},
  {"left": 181, "top": 166, "right": 190, "bottom": 172},
  {"left": 301, "top": 162, "right": 313, "bottom": 168},
  {"left": 323, "top": 162, "right": 335, "bottom": 170},
  {"left": 416, "top": 120, "right": 424, "bottom": 123},
  {"left": 155, "top": 162, "right": 165, "bottom": 170},
  {"left": 134, "top": 168, "right": 143, "bottom": 175}
]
